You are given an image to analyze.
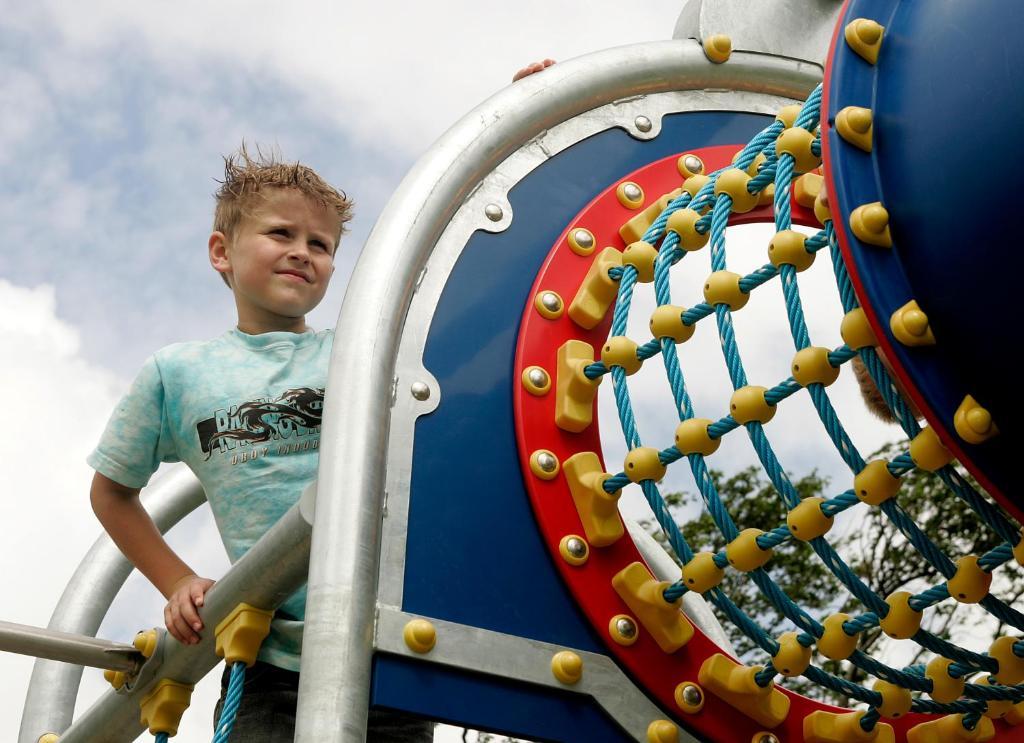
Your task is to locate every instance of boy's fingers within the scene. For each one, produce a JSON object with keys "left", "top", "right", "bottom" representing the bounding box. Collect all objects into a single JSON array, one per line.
[{"left": 179, "top": 596, "right": 204, "bottom": 632}]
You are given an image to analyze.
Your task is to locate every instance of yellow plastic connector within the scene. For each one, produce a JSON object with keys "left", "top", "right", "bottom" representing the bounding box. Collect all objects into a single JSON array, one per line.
[
  {"left": 139, "top": 678, "right": 194, "bottom": 736},
  {"left": 906, "top": 714, "right": 995, "bottom": 743},
  {"left": 974, "top": 675, "right": 1013, "bottom": 719},
  {"left": 947, "top": 555, "right": 992, "bottom": 604},
  {"left": 563, "top": 452, "right": 623, "bottom": 547},
  {"left": 612, "top": 562, "right": 694, "bottom": 653},
  {"left": 776, "top": 127, "right": 822, "bottom": 173},
  {"left": 682, "top": 551, "right": 725, "bottom": 594},
  {"left": 215, "top": 603, "right": 274, "bottom": 668},
  {"left": 818, "top": 613, "right": 858, "bottom": 661},
  {"left": 666, "top": 208, "right": 710, "bottom": 251},
  {"left": 104, "top": 668, "right": 127, "bottom": 691},
  {"left": 682, "top": 174, "right": 711, "bottom": 200},
  {"left": 794, "top": 172, "right": 823, "bottom": 208},
  {"left": 773, "top": 631, "right": 812, "bottom": 677},
  {"left": 601, "top": 336, "right": 642, "bottom": 375},
  {"left": 733, "top": 150, "right": 767, "bottom": 177},
  {"left": 909, "top": 427, "right": 953, "bottom": 472},
  {"left": 786, "top": 497, "right": 833, "bottom": 542},
  {"left": 890, "top": 300, "right": 935, "bottom": 347},
  {"left": 854, "top": 460, "right": 901, "bottom": 506},
  {"left": 620, "top": 188, "right": 683, "bottom": 245},
  {"left": 616, "top": 181, "right": 645, "bottom": 209},
  {"left": 769, "top": 229, "right": 814, "bottom": 272},
  {"left": 555, "top": 340, "right": 602, "bottom": 433},
  {"left": 777, "top": 104, "right": 802, "bottom": 129},
  {"left": 726, "top": 528, "right": 773, "bottom": 572},
  {"left": 926, "top": 657, "right": 965, "bottom": 704},
  {"left": 622, "top": 241, "right": 659, "bottom": 283},
  {"left": 757, "top": 182, "right": 775, "bottom": 207},
  {"left": 624, "top": 446, "right": 666, "bottom": 483},
  {"left": 1005, "top": 699, "right": 1024, "bottom": 726},
  {"left": 841, "top": 308, "right": 877, "bottom": 350},
  {"left": 647, "top": 719, "right": 679, "bottom": 743},
  {"left": 568, "top": 247, "right": 623, "bottom": 329},
  {"left": 879, "top": 591, "right": 922, "bottom": 640},
  {"left": 792, "top": 346, "right": 840, "bottom": 387},
  {"left": 990, "top": 636, "right": 1024, "bottom": 685},
  {"left": 714, "top": 169, "right": 758, "bottom": 213},
  {"left": 1016, "top": 530, "right": 1024, "bottom": 569},
  {"left": 650, "top": 305, "right": 696, "bottom": 344},
  {"left": 697, "top": 653, "right": 790, "bottom": 728},
  {"left": 874, "top": 680, "right": 912, "bottom": 719},
  {"left": 704, "top": 271, "right": 749, "bottom": 310},
  {"left": 675, "top": 418, "right": 720, "bottom": 457},
  {"left": 702, "top": 34, "right": 732, "bottom": 63},
  {"left": 108, "top": 628, "right": 159, "bottom": 690},
  {"left": 953, "top": 395, "right": 999, "bottom": 445},
  {"left": 814, "top": 185, "right": 832, "bottom": 225},
  {"left": 551, "top": 650, "right": 583, "bottom": 685},
  {"left": 804, "top": 710, "right": 895, "bottom": 743},
  {"left": 730, "top": 386, "right": 776, "bottom": 425},
  {"left": 836, "top": 106, "right": 874, "bottom": 152},
  {"left": 845, "top": 18, "right": 884, "bottom": 65},
  {"left": 403, "top": 618, "right": 437, "bottom": 653},
  {"left": 850, "top": 202, "right": 892, "bottom": 247},
  {"left": 37, "top": 735, "right": 60, "bottom": 743}
]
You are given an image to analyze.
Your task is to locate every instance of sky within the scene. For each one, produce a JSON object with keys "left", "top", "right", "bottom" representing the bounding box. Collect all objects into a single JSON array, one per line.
[{"left": 0, "top": 2, "right": 922, "bottom": 741}]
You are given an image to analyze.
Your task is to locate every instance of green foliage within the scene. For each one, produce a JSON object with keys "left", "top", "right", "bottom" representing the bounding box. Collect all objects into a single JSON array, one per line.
[{"left": 642, "top": 441, "right": 1024, "bottom": 704}]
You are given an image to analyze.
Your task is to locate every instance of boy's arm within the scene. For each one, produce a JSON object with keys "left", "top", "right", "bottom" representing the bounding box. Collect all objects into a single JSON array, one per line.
[{"left": 90, "top": 471, "right": 213, "bottom": 645}]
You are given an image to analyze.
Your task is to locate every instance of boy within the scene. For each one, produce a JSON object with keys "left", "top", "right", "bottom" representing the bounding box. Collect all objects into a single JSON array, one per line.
[{"left": 88, "top": 147, "right": 432, "bottom": 740}]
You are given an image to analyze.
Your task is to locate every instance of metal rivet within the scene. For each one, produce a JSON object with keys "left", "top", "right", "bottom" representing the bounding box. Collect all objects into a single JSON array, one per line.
[
  {"left": 537, "top": 451, "right": 557, "bottom": 473},
  {"left": 634, "top": 115, "right": 652, "bottom": 132},
  {"left": 540, "top": 292, "right": 562, "bottom": 313},
  {"left": 572, "top": 229, "right": 594, "bottom": 249},
  {"left": 410, "top": 382, "right": 430, "bottom": 401},
  {"left": 484, "top": 203, "right": 503, "bottom": 222},
  {"left": 565, "top": 537, "right": 587, "bottom": 558},
  {"left": 528, "top": 368, "right": 549, "bottom": 388},
  {"left": 615, "top": 617, "right": 637, "bottom": 638},
  {"left": 683, "top": 155, "right": 703, "bottom": 175},
  {"left": 623, "top": 183, "right": 642, "bottom": 202},
  {"left": 755, "top": 735, "right": 779, "bottom": 743},
  {"left": 682, "top": 685, "right": 702, "bottom": 706}
]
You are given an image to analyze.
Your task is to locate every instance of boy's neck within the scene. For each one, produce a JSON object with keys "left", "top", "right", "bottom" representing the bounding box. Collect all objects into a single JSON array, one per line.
[{"left": 235, "top": 315, "right": 309, "bottom": 335}]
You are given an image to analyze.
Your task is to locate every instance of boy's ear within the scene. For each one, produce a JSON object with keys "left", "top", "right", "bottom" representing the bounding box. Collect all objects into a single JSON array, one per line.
[{"left": 209, "top": 231, "right": 231, "bottom": 278}]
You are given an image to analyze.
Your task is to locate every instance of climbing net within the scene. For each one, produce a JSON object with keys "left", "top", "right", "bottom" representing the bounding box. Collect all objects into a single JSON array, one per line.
[{"left": 584, "top": 84, "right": 1024, "bottom": 737}]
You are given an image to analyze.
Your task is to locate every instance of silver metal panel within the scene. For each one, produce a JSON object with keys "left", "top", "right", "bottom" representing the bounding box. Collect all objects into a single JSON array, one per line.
[
  {"left": 374, "top": 608, "right": 702, "bottom": 743},
  {"left": 673, "top": 0, "right": 845, "bottom": 69},
  {"left": 55, "top": 503, "right": 313, "bottom": 743},
  {"left": 19, "top": 466, "right": 204, "bottom": 743},
  {"left": 300, "top": 38, "right": 820, "bottom": 742}
]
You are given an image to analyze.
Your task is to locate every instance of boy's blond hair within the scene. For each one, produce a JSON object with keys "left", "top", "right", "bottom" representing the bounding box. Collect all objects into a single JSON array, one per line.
[{"left": 213, "top": 145, "right": 354, "bottom": 286}]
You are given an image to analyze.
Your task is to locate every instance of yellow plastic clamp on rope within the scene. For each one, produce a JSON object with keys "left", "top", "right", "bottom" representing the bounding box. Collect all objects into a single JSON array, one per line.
[
  {"left": 786, "top": 497, "right": 833, "bottom": 541},
  {"left": 666, "top": 208, "right": 710, "bottom": 251},
  {"left": 612, "top": 562, "right": 693, "bottom": 653},
  {"left": 773, "top": 632, "right": 811, "bottom": 678},
  {"left": 853, "top": 460, "right": 901, "bottom": 505},
  {"left": 697, "top": 653, "right": 790, "bottom": 728},
  {"left": 215, "top": 603, "right": 274, "bottom": 668},
  {"left": 768, "top": 229, "right": 815, "bottom": 272},
  {"left": 947, "top": 555, "right": 992, "bottom": 604},
  {"left": 139, "top": 679, "right": 194, "bottom": 736},
  {"left": 878, "top": 591, "right": 922, "bottom": 640},
  {"left": 776, "top": 127, "right": 822, "bottom": 174},
  {"left": 726, "top": 529, "right": 772, "bottom": 572},
  {"left": 713, "top": 169, "right": 758, "bottom": 213},
  {"left": 817, "top": 614, "right": 858, "bottom": 661},
  {"left": 791, "top": 346, "right": 840, "bottom": 387},
  {"left": 704, "top": 271, "right": 749, "bottom": 310},
  {"left": 974, "top": 675, "right": 1013, "bottom": 719},
  {"left": 730, "top": 386, "right": 776, "bottom": 425},
  {"left": 554, "top": 340, "right": 602, "bottom": 433},
  {"left": 909, "top": 427, "right": 953, "bottom": 471},
  {"left": 840, "top": 308, "right": 877, "bottom": 350},
  {"left": 681, "top": 551, "right": 724, "bottom": 594},
  {"left": 623, "top": 446, "right": 666, "bottom": 483},
  {"left": 925, "top": 657, "right": 965, "bottom": 704},
  {"left": 674, "top": 418, "right": 720, "bottom": 457},
  {"left": 563, "top": 452, "right": 623, "bottom": 547},
  {"left": 989, "top": 636, "right": 1024, "bottom": 685},
  {"left": 804, "top": 710, "right": 895, "bottom": 743},
  {"left": 620, "top": 189, "right": 682, "bottom": 245},
  {"left": 601, "top": 336, "right": 642, "bottom": 375},
  {"left": 650, "top": 305, "right": 696, "bottom": 344},
  {"left": 568, "top": 247, "right": 623, "bottom": 329},
  {"left": 873, "top": 679, "right": 912, "bottom": 719},
  {"left": 621, "top": 241, "right": 659, "bottom": 283},
  {"left": 906, "top": 713, "right": 995, "bottom": 742}
]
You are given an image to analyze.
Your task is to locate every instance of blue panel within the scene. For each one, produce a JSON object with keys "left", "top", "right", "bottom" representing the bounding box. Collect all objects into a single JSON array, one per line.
[
  {"left": 397, "top": 111, "right": 771, "bottom": 659},
  {"left": 826, "top": 0, "right": 1018, "bottom": 502},
  {"left": 372, "top": 655, "right": 631, "bottom": 742}
]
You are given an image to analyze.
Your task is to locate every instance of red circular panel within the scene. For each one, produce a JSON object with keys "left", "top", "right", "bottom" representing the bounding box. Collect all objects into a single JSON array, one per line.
[{"left": 513, "top": 145, "right": 932, "bottom": 740}]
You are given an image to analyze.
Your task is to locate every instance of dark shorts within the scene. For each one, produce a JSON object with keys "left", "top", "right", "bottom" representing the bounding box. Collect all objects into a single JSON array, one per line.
[{"left": 214, "top": 661, "right": 435, "bottom": 742}]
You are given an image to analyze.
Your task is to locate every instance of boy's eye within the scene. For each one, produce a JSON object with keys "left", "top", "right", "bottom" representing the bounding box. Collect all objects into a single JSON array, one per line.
[
  {"left": 270, "top": 228, "right": 290, "bottom": 237},
  {"left": 310, "top": 240, "right": 328, "bottom": 252}
]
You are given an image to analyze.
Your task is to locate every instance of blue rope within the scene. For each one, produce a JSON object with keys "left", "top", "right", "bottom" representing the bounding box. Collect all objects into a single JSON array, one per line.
[{"left": 212, "top": 662, "right": 247, "bottom": 743}]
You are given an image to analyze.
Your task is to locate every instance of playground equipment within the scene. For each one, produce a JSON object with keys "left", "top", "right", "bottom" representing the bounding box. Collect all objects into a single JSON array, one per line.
[{"left": 10, "top": 0, "right": 1024, "bottom": 740}]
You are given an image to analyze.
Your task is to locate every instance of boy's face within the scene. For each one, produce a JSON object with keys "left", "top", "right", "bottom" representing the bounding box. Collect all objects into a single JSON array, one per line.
[{"left": 209, "top": 188, "right": 340, "bottom": 333}]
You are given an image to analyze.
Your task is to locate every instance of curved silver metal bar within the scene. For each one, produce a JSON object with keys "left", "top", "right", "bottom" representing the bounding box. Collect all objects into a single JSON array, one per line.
[
  {"left": 19, "top": 465, "right": 204, "bottom": 743},
  {"left": 56, "top": 502, "right": 313, "bottom": 743},
  {"left": 300, "top": 38, "right": 820, "bottom": 742}
]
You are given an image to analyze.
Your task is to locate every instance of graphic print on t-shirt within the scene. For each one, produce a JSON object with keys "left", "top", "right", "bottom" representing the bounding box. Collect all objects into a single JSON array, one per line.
[{"left": 196, "top": 387, "right": 324, "bottom": 460}]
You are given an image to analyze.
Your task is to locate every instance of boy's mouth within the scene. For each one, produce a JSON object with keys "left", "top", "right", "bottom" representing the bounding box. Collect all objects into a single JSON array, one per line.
[{"left": 276, "top": 270, "right": 311, "bottom": 283}]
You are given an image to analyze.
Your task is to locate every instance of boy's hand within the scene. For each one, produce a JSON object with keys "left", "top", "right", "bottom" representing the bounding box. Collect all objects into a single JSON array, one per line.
[
  {"left": 164, "top": 574, "right": 215, "bottom": 645},
  {"left": 512, "top": 59, "right": 556, "bottom": 82}
]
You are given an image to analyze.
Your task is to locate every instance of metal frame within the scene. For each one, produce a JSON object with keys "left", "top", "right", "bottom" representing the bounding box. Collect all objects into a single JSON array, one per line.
[{"left": 301, "top": 37, "right": 820, "bottom": 741}]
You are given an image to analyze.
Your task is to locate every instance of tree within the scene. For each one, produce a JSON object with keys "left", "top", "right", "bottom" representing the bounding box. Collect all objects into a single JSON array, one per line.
[{"left": 641, "top": 441, "right": 1024, "bottom": 704}]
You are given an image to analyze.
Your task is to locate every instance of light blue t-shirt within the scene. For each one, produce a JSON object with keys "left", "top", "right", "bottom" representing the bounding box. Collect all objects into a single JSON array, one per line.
[{"left": 88, "top": 327, "right": 333, "bottom": 671}]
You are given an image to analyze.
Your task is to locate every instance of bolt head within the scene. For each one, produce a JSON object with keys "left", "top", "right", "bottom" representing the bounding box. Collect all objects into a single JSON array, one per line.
[
  {"left": 484, "top": 203, "right": 504, "bottom": 222},
  {"left": 528, "top": 368, "right": 548, "bottom": 388},
  {"left": 634, "top": 115, "right": 653, "bottom": 132},
  {"left": 683, "top": 155, "right": 704, "bottom": 174},
  {"left": 623, "top": 183, "right": 642, "bottom": 202},
  {"left": 537, "top": 451, "right": 557, "bottom": 472},
  {"left": 572, "top": 229, "right": 594, "bottom": 249},
  {"left": 682, "top": 685, "right": 702, "bottom": 706},
  {"left": 615, "top": 617, "right": 637, "bottom": 638},
  {"left": 756, "top": 735, "right": 779, "bottom": 743},
  {"left": 565, "top": 537, "right": 587, "bottom": 558},
  {"left": 410, "top": 381, "right": 430, "bottom": 401},
  {"left": 540, "top": 292, "right": 562, "bottom": 312}
]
